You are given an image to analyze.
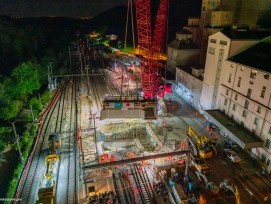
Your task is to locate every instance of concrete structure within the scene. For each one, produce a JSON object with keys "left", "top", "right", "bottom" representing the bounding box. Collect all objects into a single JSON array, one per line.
[
  {"left": 200, "top": 28, "right": 271, "bottom": 110},
  {"left": 175, "top": 66, "right": 204, "bottom": 111},
  {"left": 167, "top": 29, "right": 200, "bottom": 74}
]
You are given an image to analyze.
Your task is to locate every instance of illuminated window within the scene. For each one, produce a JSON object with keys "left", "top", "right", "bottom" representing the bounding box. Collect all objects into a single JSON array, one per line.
[
  {"left": 261, "top": 86, "right": 266, "bottom": 98},
  {"left": 232, "top": 104, "right": 236, "bottom": 111},
  {"left": 237, "top": 77, "right": 241, "bottom": 87},
  {"left": 250, "top": 70, "right": 257, "bottom": 79},
  {"left": 266, "top": 139, "right": 271, "bottom": 148}
]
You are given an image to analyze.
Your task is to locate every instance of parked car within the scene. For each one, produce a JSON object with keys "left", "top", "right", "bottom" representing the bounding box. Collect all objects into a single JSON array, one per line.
[
  {"left": 223, "top": 149, "right": 241, "bottom": 163},
  {"left": 224, "top": 140, "right": 239, "bottom": 151},
  {"left": 205, "top": 121, "right": 216, "bottom": 130}
]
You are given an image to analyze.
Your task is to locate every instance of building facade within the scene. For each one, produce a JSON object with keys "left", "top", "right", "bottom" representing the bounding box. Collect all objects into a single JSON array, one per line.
[
  {"left": 167, "top": 30, "right": 200, "bottom": 74},
  {"left": 175, "top": 66, "right": 204, "bottom": 111},
  {"left": 217, "top": 37, "right": 271, "bottom": 171}
]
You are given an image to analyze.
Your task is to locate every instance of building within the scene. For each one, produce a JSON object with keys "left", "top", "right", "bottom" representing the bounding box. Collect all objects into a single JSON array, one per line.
[
  {"left": 175, "top": 66, "right": 204, "bottom": 111},
  {"left": 200, "top": 28, "right": 271, "bottom": 110},
  {"left": 215, "top": 36, "right": 271, "bottom": 171},
  {"left": 167, "top": 29, "right": 200, "bottom": 74}
]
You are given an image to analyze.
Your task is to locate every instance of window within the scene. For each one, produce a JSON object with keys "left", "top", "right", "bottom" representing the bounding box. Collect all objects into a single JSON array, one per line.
[
  {"left": 267, "top": 159, "right": 270, "bottom": 166},
  {"left": 261, "top": 154, "right": 267, "bottom": 163},
  {"left": 250, "top": 70, "right": 257, "bottom": 79},
  {"left": 257, "top": 106, "right": 261, "bottom": 113},
  {"left": 226, "top": 89, "right": 229, "bottom": 95},
  {"left": 237, "top": 77, "right": 241, "bottom": 87},
  {"left": 208, "top": 47, "right": 215, "bottom": 54},
  {"left": 254, "top": 117, "right": 259, "bottom": 126},
  {"left": 220, "top": 40, "right": 227, "bottom": 45},
  {"left": 202, "top": 6, "right": 205, "bottom": 11},
  {"left": 261, "top": 86, "right": 266, "bottom": 98},
  {"left": 244, "top": 100, "right": 249, "bottom": 109},
  {"left": 224, "top": 99, "right": 228, "bottom": 106},
  {"left": 265, "top": 139, "right": 270, "bottom": 149},
  {"left": 240, "top": 67, "right": 244, "bottom": 71},
  {"left": 228, "top": 73, "right": 232, "bottom": 83},
  {"left": 210, "top": 39, "right": 217, "bottom": 43},
  {"left": 269, "top": 126, "right": 271, "bottom": 134},
  {"left": 247, "top": 89, "right": 252, "bottom": 98},
  {"left": 235, "top": 94, "right": 238, "bottom": 100},
  {"left": 264, "top": 74, "right": 269, "bottom": 80},
  {"left": 232, "top": 104, "right": 236, "bottom": 111},
  {"left": 249, "top": 81, "right": 254, "bottom": 85},
  {"left": 242, "top": 110, "right": 247, "bottom": 118}
]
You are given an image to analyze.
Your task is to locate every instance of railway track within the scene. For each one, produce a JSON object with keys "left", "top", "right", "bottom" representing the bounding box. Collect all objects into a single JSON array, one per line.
[
  {"left": 18, "top": 80, "right": 68, "bottom": 203},
  {"left": 128, "top": 164, "right": 154, "bottom": 204}
]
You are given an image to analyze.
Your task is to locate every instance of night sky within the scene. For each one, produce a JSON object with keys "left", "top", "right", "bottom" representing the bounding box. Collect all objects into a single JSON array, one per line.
[
  {"left": 0, "top": 0, "right": 128, "bottom": 18},
  {"left": 0, "top": 0, "right": 201, "bottom": 21}
]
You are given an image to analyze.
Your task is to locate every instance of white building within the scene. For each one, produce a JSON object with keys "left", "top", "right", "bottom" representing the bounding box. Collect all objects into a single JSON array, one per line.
[
  {"left": 167, "top": 29, "right": 200, "bottom": 74},
  {"left": 217, "top": 36, "right": 271, "bottom": 172},
  {"left": 175, "top": 66, "right": 204, "bottom": 111},
  {"left": 200, "top": 28, "right": 271, "bottom": 110}
]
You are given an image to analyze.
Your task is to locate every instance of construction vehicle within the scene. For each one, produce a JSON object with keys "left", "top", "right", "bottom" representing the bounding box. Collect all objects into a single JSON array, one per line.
[
  {"left": 220, "top": 179, "right": 240, "bottom": 204},
  {"left": 187, "top": 126, "right": 217, "bottom": 159},
  {"left": 196, "top": 171, "right": 220, "bottom": 198},
  {"left": 48, "top": 134, "right": 61, "bottom": 154},
  {"left": 36, "top": 154, "right": 60, "bottom": 204},
  {"left": 190, "top": 155, "right": 212, "bottom": 174},
  {"left": 37, "top": 134, "right": 61, "bottom": 204}
]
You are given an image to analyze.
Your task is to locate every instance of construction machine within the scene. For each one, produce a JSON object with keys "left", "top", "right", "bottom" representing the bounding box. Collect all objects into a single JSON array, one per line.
[
  {"left": 36, "top": 154, "right": 60, "bottom": 204},
  {"left": 190, "top": 155, "right": 212, "bottom": 174},
  {"left": 187, "top": 126, "right": 217, "bottom": 159},
  {"left": 220, "top": 179, "right": 240, "bottom": 204},
  {"left": 196, "top": 171, "right": 219, "bottom": 198}
]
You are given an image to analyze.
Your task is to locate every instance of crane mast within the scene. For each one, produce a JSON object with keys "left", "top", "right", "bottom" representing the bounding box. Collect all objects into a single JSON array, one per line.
[{"left": 135, "top": 0, "right": 169, "bottom": 99}]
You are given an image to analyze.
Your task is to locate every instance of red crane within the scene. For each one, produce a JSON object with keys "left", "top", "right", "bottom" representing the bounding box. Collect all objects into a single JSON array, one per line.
[{"left": 134, "top": 0, "right": 169, "bottom": 99}]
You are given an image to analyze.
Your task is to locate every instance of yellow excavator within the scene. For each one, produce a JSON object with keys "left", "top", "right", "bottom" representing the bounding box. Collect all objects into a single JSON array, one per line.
[{"left": 187, "top": 126, "right": 217, "bottom": 159}]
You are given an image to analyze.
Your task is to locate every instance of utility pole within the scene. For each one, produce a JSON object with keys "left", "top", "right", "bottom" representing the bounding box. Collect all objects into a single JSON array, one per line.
[
  {"left": 11, "top": 122, "right": 24, "bottom": 163},
  {"left": 30, "top": 105, "right": 35, "bottom": 123}
]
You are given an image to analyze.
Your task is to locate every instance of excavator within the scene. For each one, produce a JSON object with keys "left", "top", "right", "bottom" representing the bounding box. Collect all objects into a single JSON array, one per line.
[
  {"left": 187, "top": 126, "right": 217, "bottom": 159},
  {"left": 220, "top": 179, "right": 240, "bottom": 204},
  {"left": 196, "top": 171, "right": 220, "bottom": 198}
]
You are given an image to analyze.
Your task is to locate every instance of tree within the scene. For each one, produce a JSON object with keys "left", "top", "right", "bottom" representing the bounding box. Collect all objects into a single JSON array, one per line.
[{"left": 11, "top": 62, "right": 41, "bottom": 97}]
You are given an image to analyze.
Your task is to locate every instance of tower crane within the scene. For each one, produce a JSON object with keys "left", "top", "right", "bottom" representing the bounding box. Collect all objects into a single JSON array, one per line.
[{"left": 134, "top": 0, "right": 169, "bottom": 99}]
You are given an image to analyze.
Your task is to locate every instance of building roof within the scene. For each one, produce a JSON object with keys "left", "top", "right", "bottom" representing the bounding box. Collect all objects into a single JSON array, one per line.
[
  {"left": 176, "top": 29, "right": 193, "bottom": 35},
  {"left": 228, "top": 36, "right": 271, "bottom": 73},
  {"left": 220, "top": 27, "right": 271, "bottom": 40},
  {"left": 168, "top": 39, "right": 199, "bottom": 49},
  {"left": 176, "top": 66, "right": 204, "bottom": 81}
]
